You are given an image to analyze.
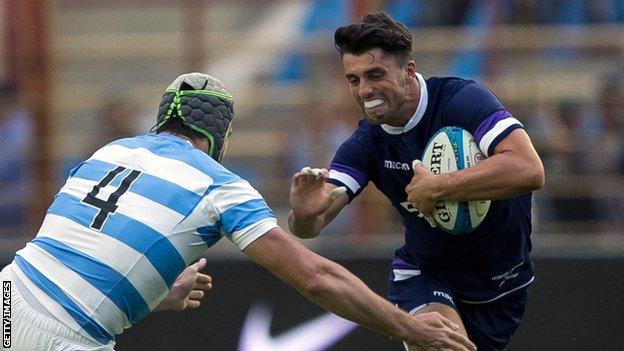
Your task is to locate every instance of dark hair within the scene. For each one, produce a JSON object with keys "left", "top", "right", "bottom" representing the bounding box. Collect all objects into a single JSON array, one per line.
[
  {"left": 334, "top": 12, "right": 413, "bottom": 65},
  {"left": 156, "top": 118, "right": 206, "bottom": 143}
]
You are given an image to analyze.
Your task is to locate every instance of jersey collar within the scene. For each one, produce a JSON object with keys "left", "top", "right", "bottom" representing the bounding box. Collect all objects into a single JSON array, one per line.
[
  {"left": 157, "top": 131, "right": 195, "bottom": 147},
  {"left": 381, "top": 72, "right": 428, "bottom": 135}
]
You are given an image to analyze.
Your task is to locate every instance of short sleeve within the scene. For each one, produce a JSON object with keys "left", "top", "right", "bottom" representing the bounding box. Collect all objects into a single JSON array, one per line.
[
  {"left": 328, "top": 121, "right": 373, "bottom": 201},
  {"left": 444, "top": 81, "right": 523, "bottom": 156},
  {"left": 207, "top": 179, "right": 278, "bottom": 250}
]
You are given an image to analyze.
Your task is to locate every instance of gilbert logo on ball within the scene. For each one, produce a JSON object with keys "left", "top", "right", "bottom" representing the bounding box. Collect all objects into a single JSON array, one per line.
[{"left": 422, "top": 126, "right": 491, "bottom": 234}]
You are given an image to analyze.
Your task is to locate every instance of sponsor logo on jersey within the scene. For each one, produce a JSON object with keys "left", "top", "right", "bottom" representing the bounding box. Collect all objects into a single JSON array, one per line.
[
  {"left": 400, "top": 201, "right": 420, "bottom": 213},
  {"left": 384, "top": 160, "right": 410, "bottom": 171},
  {"left": 400, "top": 202, "right": 432, "bottom": 219}
]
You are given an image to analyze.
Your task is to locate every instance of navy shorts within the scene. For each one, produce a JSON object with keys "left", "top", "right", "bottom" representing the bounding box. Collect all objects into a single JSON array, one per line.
[{"left": 388, "top": 258, "right": 528, "bottom": 351}]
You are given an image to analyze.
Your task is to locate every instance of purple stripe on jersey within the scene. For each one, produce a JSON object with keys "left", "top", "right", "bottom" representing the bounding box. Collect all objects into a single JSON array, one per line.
[
  {"left": 392, "top": 257, "right": 418, "bottom": 270},
  {"left": 474, "top": 110, "right": 512, "bottom": 144},
  {"left": 329, "top": 163, "right": 368, "bottom": 186}
]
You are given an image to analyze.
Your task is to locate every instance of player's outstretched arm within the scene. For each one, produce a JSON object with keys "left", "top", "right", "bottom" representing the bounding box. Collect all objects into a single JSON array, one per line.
[
  {"left": 244, "top": 228, "right": 476, "bottom": 351},
  {"left": 288, "top": 167, "right": 348, "bottom": 238},
  {"left": 154, "top": 258, "right": 213, "bottom": 312}
]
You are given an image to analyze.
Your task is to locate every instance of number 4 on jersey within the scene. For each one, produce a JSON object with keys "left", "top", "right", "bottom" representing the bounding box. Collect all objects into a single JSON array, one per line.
[{"left": 82, "top": 166, "right": 141, "bottom": 230}]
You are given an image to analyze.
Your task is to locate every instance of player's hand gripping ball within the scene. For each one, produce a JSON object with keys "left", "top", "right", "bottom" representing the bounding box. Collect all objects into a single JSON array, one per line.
[{"left": 421, "top": 127, "right": 490, "bottom": 234}]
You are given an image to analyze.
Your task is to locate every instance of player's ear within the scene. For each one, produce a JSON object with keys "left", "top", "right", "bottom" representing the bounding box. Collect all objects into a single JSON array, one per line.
[
  {"left": 404, "top": 61, "right": 416, "bottom": 79},
  {"left": 403, "top": 61, "right": 417, "bottom": 92}
]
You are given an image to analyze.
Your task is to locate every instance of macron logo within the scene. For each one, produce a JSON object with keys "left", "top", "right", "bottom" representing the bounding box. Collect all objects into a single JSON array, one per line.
[
  {"left": 384, "top": 160, "right": 410, "bottom": 170},
  {"left": 433, "top": 291, "right": 454, "bottom": 305},
  {"left": 238, "top": 304, "right": 357, "bottom": 351}
]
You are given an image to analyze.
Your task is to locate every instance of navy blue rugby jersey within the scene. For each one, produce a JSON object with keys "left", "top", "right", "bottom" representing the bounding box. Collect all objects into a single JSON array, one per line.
[{"left": 327, "top": 74, "right": 534, "bottom": 301}]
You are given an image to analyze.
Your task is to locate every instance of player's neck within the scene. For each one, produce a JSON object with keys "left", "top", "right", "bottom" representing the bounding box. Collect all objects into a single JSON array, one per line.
[
  {"left": 166, "top": 131, "right": 209, "bottom": 153},
  {"left": 395, "top": 76, "right": 421, "bottom": 126},
  {"left": 392, "top": 97, "right": 420, "bottom": 127},
  {"left": 404, "top": 104, "right": 419, "bottom": 125}
]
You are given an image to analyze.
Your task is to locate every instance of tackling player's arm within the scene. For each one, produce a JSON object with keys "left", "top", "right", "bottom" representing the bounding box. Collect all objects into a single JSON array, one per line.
[
  {"left": 244, "top": 227, "right": 476, "bottom": 351},
  {"left": 288, "top": 167, "right": 349, "bottom": 238},
  {"left": 406, "top": 128, "right": 545, "bottom": 215}
]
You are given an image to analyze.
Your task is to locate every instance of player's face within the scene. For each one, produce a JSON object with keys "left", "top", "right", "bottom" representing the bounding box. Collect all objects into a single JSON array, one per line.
[{"left": 342, "top": 48, "right": 418, "bottom": 126}]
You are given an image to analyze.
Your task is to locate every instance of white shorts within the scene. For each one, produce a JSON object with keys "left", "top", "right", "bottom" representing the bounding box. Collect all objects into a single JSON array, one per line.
[{"left": 0, "top": 264, "right": 116, "bottom": 351}]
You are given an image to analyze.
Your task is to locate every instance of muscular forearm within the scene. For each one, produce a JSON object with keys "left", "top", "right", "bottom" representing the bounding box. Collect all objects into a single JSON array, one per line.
[
  {"left": 248, "top": 232, "right": 414, "bottom": 340},
  {"left": 434, "top": 150, "right": 544, "bottom": 202},
  {"left": 297, "top": 259, "right": 415, "bottom": 342}
]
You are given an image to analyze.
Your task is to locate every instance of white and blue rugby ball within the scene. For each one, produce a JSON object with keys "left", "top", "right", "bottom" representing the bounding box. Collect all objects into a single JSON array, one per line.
[{"left": 421, "top": 126, "right": 490, "bottom": 234}]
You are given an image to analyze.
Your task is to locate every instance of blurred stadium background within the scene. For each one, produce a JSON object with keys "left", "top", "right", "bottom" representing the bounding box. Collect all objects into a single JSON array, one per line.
[{"left": 0, "top": 0, "right": 623, "bottom": 350}]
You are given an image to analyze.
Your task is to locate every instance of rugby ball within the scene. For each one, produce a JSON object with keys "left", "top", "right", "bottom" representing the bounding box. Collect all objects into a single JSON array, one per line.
[{"left": 421, "top": 127, "right": 490, "bottom": 234}]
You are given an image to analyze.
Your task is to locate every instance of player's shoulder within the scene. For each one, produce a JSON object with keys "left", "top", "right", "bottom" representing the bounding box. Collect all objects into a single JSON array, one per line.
[
  {"left": 333, "top": 118, "right": 377, "bottom": 159},
  {"left": 426, "top": 76, "right": 482, "bottom": 97},
  {"left": 108, "top": 133, "right": 243, "bottom": 184},
  {"left": 426, "top": 76, "right": 502, "bottom": 115},
  {"left": 181, "top": 145, "right": 244, "bottom": 185},
  {"left": 348, "top": 118, "right": 377, "bottom": 143}
]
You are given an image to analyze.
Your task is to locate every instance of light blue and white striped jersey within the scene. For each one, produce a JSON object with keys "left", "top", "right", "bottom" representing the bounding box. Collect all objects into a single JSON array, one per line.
[{"left": 10, "top": 133, "right": 278, "bottom": 344}]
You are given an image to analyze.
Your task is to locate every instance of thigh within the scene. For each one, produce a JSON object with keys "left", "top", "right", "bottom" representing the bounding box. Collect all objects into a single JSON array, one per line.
[
  {"left": 388, "top": 262, "right": 459, "bottom": 312},
  {"left": 387, "top": 269, "right": 469, "bottom": 351},
  {"left": 458, "top": 287, "right": 529, "bottom": 351}
]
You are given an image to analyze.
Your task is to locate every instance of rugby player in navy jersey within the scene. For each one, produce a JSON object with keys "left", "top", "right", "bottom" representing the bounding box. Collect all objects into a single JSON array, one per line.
[
  {"left": 0, "top": 72, "right": 474, "bottom": 351},
  {"left": 289, "top": 13, "right": 545, "bottom": 351}
]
